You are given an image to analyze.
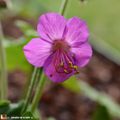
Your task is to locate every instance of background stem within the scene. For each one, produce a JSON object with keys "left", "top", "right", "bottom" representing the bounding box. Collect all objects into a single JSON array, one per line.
[
  {"left": 59, "top": 0, "right": 69, "bottom": 15},
  {"left": 0, "top": 21, "right": 7, "bottom": 100}
]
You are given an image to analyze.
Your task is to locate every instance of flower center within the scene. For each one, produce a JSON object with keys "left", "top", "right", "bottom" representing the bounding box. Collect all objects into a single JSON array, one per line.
[
  {"left": 52, "top": 40, "right": 70, "bottom": 52},
  {"left": 52, "top": 40, "right": 79, "bottom": 74}
]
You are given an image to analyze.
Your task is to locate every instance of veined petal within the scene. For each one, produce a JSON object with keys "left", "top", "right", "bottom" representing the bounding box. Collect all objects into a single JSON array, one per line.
[
  {"left": 71, "top": 43, "right": 92, "bottom": 67},
  {"left": 64, "top": 17, "right": 89, "bottom": 46},
  {"left": 23, "top": 38, "right": 51, "bottom": 67},
  {"left": 43, "top": 54, "right": 74, "bottom": 83},
  {"left": 37, "top": 13, "right": 66, "bottom": 42}
]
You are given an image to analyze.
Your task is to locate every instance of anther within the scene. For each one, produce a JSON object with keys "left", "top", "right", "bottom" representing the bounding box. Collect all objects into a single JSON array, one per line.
[
  {"left": 64, "top": 69, "right": 69, "bottom": 73},
  {"left": 68, "top": 61, "right": 73, "bottom": 68},
  {"left": 60, "top": 62, "right": 64, "bottom": 67},
  {"left": 73, "top": 65, "right": 78, "bottom": 70},
  {"left": 73, "top": 65, "right": 79, "bottom": 74}
]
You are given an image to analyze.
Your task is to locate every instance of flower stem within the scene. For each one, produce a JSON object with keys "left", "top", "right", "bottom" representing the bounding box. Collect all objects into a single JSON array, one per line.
[
  {"left": 0, "top": 21, "right": 7, "bottom": 100},
  {"left": 59, "top": 0, "right": 69, "bottom": 15},
  {"left": 31, "top": 72, "right": 46, "bottom": 113},
  {"left": 29, "top": 0, "right": 69, "bottom": 114},
  {"left": 22, "top": 67, "right": 39, "bottom": 113}
]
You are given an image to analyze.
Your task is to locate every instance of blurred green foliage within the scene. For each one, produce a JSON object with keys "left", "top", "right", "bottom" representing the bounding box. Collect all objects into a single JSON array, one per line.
[
  {"left": 0, "top": 100, "right": 10, "bottom": 113},
  {"left": 13, "top": 0, "right": 120, "bottom": 52},
  {"left": 1, "top": 0, "right": 120, "bottom": 119},
  {"left": 11, "top": 0, "right": 120, "bottom": 64},
  {"left": 5, "top": 39, "right": 31, "bottom": 71},
  {"left": 63, "top": 76, "right": 80, "bottom": 93},
  {"left": 0, "top": 101, "right": 39, "bottom": 119},
  {"left": 92, "top": 105, "right": 112, "bottom": 120},
  {"left": 0, "top": 100, "right": 23, "bottom": 115},
  {"left": 2, "top": 21, "right": 37, "bottom": 72},
  {"left": 2, "top": 0, "right": 120, "bottom": 71},
  {"left": 63, "top": 76, "right": 120, "bottom": 118}
]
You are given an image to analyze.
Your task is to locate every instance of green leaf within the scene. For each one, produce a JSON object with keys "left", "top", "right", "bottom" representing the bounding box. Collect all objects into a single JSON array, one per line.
[
  {"left": 23, "top": 111, "right": 38, "bottom": 120},
  {"left": 3, "top": 20, "right": 38, "bottom": 71},
  {"left": 92, "top": 105, "right": 112, "bottom": 120},
  {"left": 62, "top": 77, "right": 120, "bottom": 118},
  {"left": 0, "top": 101, "right": 10, "bottom": 114},
  {"left": 15, "top": 20, "right": 37, "bottom": 38},
  {"left": 0, "top": 37, "right": 32, "bottom": 72},
  {"left": 3, "top": 38, "right": 24, "bottom": 47},
  {"left": 5, "top": 40, "right": 31, "bottom": 72},
  {"left": 1, "top": 23, "right": 35, "bottom": 72},
  {"left": 1, "top": 37, "right": 31, "bottom": 72},
  {"left": 47, "top": 117, "right": 56, "bottom": 120},
  {"left": 62, "top": 76, "right": 80, "bottom": 93},
  {"left": 7, "top": 101, "right": 24, "bottom": 116}
]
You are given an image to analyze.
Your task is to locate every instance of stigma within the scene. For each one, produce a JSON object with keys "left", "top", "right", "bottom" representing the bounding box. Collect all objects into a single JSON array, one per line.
[
  {"left": 52, "top": 40, "right": 70, "bottom": 52},
  {"left": 53, "top": 49, "right": 79, "bottom": 74},
  {"left": 52, "top": 40, "right": 79, "bottom": 74}
]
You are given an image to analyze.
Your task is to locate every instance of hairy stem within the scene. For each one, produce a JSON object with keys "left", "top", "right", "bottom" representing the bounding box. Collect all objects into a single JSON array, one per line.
[
  {"left": 31, "top": 72, "right": 46, "bottom": 113},
  {"left": 22, "top": 67, "right": 39, "bottom": 113}
]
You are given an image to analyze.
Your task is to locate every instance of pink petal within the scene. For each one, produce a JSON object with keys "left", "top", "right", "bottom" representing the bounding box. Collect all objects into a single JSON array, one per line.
[
  {"left": 43, "top": 54, "right": 74, "bottom": 83},
  {"left": 64, "top": 17, "right": 89, "bottom": 47},
  {"left": 71, "top": 43, "right": 92, "bottom": 67},
  {"left": 23, "top": 38, "right": 51, "bottom": 67},
  {"left": 37, "top": 13, "right": 66, "bottom": 43}
]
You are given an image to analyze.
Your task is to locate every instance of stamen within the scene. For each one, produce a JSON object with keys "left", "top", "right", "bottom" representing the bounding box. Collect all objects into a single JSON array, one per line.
[
  {"left": 68, "top": 61, "right": 73, "bottom": 68},
  {"left": 73, "top": 65, "right": 78, "bottom": 70},
  {"left": 64, "top": 69, "right": 69, "bottom": 74},
  {"left": 60, "top": 62, "right": 64, "bottom": 67},
  {"left": 74, "top": 65, "right": 79, "bottom": 74},
  {"left": 52, "top": 40, "right": 79, "bottom": 75}
]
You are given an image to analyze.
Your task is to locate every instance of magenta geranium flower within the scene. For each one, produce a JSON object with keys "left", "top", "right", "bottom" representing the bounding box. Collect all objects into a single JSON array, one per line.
[{"left": 23, "top": 13, "right": 92, "bottom": 83}]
